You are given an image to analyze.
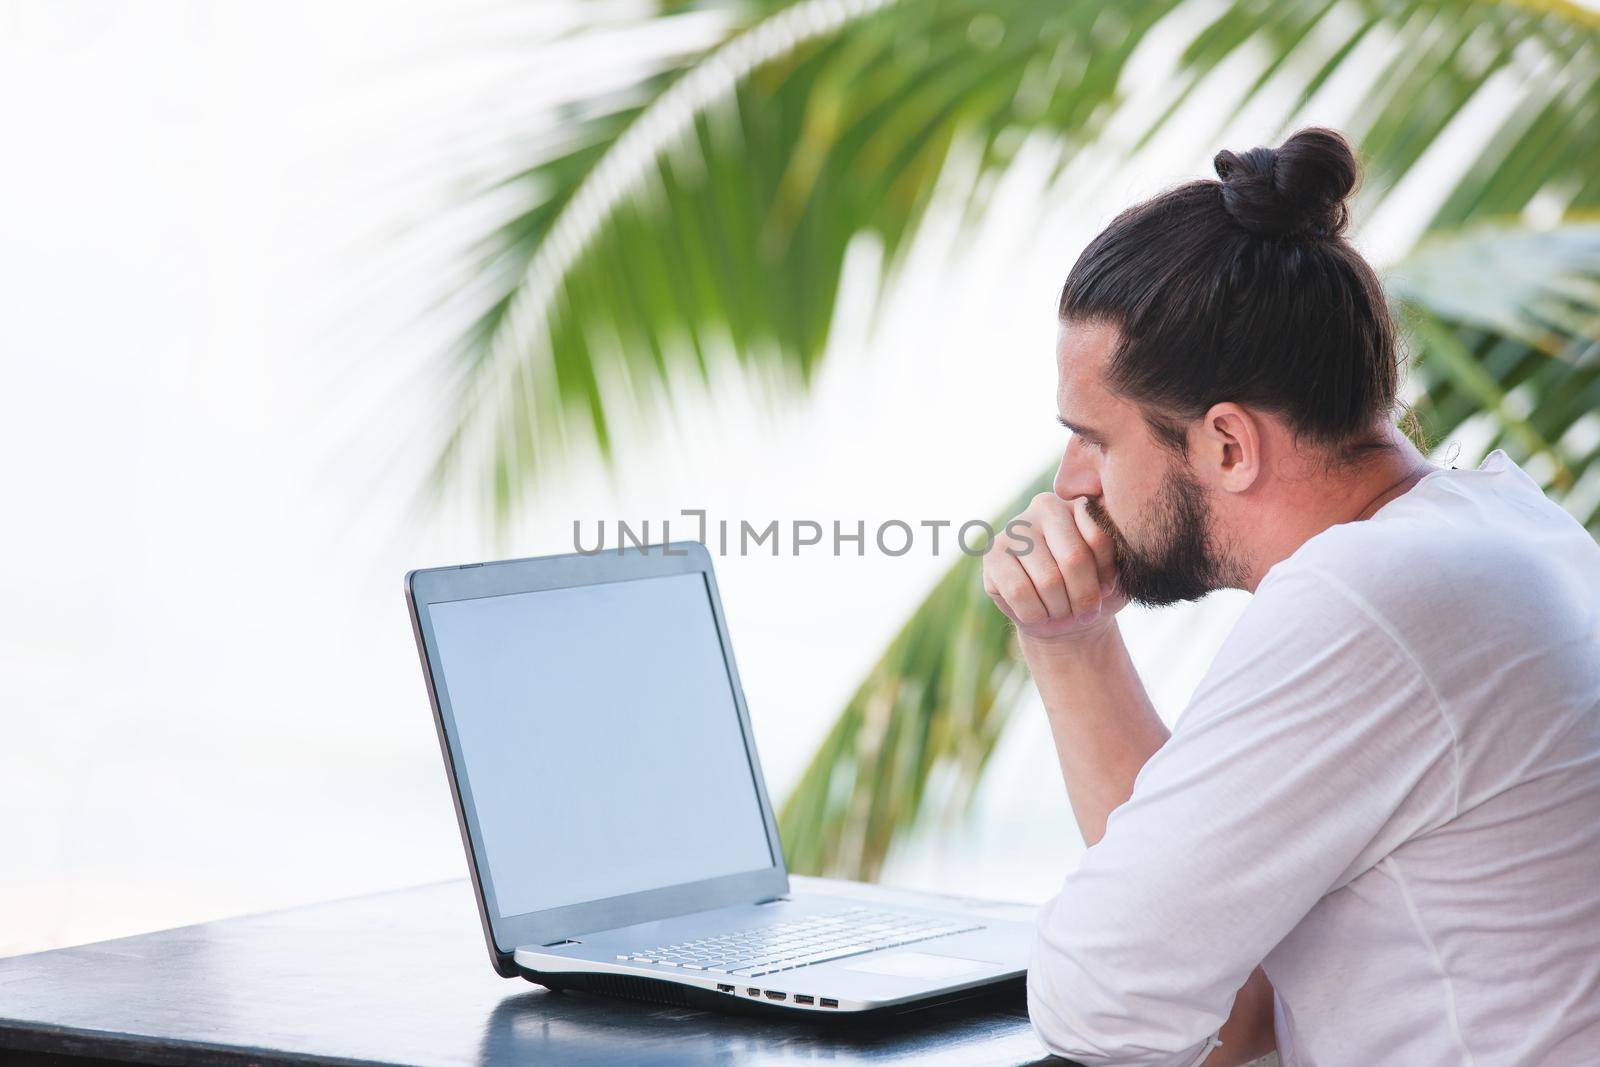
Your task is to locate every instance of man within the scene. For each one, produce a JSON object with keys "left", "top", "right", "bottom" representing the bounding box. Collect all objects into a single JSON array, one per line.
[{"left": 983, "top": 127, "right": 1600, "bottom": 1066}]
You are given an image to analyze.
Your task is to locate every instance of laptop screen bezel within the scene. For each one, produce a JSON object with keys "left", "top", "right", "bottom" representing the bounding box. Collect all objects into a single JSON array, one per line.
[{"left": 406, "top": 541, "right": 790, "bottom": 965}]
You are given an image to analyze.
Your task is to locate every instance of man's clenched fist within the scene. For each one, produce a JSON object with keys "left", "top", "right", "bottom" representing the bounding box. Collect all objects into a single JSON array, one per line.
[{"left": 983, "top": 493, "right": 1127, "bottom": 641}]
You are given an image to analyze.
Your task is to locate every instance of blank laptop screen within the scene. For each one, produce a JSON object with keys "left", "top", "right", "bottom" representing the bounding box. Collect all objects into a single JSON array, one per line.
[{"left": 427, "top": 570, "right": 776, "bottom": 918}]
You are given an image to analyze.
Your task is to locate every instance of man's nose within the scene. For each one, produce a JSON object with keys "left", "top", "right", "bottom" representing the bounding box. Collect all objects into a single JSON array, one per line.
[{"left": 1054, "top": 442, "right": 1099, "bottom": 500}]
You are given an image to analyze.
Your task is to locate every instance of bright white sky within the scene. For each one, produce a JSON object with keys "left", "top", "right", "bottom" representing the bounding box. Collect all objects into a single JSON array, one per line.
[{"left": 0, "top": 0, "right": 1525, "bottom": 955}]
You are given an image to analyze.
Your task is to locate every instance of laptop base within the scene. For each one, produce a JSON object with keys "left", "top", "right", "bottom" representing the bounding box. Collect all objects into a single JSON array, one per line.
[{"left": 522, "top": 966, "right": 1026, "bottom": 1020}]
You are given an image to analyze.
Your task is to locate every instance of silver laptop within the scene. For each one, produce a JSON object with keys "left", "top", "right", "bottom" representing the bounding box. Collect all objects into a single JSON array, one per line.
[{"left": 405, "top": 541, "right": 1031, "bottom": 1016}]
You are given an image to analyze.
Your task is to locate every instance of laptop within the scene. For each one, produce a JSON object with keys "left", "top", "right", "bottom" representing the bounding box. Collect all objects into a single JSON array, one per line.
[{"left": 404, "top": 540, "right": 1032, "bottom": 1016}]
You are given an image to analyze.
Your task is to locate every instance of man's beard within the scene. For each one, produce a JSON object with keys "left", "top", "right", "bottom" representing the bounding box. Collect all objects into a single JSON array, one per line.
[{"left": 1083, "top": 462, "right": 1240, "bottom": 607}]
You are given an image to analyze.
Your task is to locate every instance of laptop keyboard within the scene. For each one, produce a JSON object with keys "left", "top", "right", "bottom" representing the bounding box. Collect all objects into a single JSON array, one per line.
[{"left": 615, "top": 906, "right": 982, "bottom": 977}]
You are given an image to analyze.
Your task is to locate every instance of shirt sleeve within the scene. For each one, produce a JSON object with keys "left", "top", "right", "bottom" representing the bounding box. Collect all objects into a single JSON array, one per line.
[{"left": 1027, "top": 565, "right": 1458, "bottom": 1066}]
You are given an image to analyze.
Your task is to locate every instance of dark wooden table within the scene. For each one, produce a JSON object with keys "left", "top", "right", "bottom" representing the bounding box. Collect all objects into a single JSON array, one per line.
[{"left": 0, "top": 877, "right": 1058, "bottom": 1066}]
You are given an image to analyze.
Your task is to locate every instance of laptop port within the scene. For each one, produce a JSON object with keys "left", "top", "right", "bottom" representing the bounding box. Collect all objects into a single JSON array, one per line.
[
  {"left": 763, "top": 990, "right": 786, "bottom": 1001},
  {"left": 820, "top": 997, "right": 838, "bottom": 1008},
  {"left": 746, "top": 987, "right": 760, "bottom": 996},
  {"left": 793, "top": 994, "right": 814, "bottom": 1005},
  {"left": 717, "top": 984, "right": 734, "bottom": 993}
]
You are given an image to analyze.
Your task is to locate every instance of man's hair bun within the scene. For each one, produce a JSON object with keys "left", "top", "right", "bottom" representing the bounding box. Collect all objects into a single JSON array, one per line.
[{"left": 1212, "top": 127, "right": 1357, "bottom": 239}]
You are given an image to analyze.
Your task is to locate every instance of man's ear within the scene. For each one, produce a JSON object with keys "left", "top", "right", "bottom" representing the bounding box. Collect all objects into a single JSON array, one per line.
[{"left": 1198, "top": 402, "right": 1261, "bottom": 493}]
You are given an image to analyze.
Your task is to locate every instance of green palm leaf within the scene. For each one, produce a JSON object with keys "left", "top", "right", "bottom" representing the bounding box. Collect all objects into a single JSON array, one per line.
[
  {"left": 436, "top": 0, "right": 1161, "bottom": 519},
  {"left": 777, "top": 473, "right": 1051, "bottom": 879},
  {"left": 434, "top": 0, "right": 1600, "bottom": 521},
  {"left": 1395, "top": 219, "right": 1600, "bottom": 527}
]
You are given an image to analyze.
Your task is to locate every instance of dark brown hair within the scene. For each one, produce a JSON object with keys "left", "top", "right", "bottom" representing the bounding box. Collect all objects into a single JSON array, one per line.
[{"left": 1058, "top": 127, "right": 1397, "bottom": 459}]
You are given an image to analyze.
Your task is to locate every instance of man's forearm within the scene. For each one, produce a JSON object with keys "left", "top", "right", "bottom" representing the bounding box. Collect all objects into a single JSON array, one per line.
[
  {"left": 1020, "top": 620, "right": 1169, "bottom": 847},
  {"left": 1024, "top": 621, "right": 1278, "bottom": 1065}
]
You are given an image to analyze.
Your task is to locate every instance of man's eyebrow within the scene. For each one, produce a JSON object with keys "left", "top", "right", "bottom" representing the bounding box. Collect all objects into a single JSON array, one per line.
[{"left": 1057, "top": 414, "right": 1104, "bottom": 441}]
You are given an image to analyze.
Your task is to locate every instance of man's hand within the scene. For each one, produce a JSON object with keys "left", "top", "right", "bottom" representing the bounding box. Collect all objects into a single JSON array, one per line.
[{"left": 983, "top": 493, "right": 1128, "bottom": 642}]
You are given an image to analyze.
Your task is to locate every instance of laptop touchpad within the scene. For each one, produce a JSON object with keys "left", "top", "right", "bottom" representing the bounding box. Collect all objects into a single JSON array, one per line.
[{"left": 839, "top": 951, "right": 990, "bottom": 979}]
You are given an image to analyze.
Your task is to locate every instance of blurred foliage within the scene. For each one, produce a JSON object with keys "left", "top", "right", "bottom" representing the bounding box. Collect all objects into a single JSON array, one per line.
[
  {"left": 779, "top": 473, "right": 1051, "bottom": 879},
  {"left": 1394, "top": 220, "right": 1600, "bottom": 524},
  {"left": 439, "top": 0, "right": 1600, "bottom": 878}
]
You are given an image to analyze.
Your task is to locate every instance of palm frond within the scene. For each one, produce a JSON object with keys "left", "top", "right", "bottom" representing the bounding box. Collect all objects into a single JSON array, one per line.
[
  {"left": 1391, "top": 218, "right": 1600, "bottom": 529},
  {"left": 777, "top": 472, "right": 1051, "bottom": 879},
  {"left": 438, "top": 0, "right": 1155, "bottom": 519},
  {"left": 435, "top": 0, "right": 1600, "bottom": 521},
  {"left": 1145, "top": 0, "right": 1600, "bottom": 227}
]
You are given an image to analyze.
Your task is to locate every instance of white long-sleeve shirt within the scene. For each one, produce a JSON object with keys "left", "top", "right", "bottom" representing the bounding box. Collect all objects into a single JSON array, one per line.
[{"left": 1028, "top": 451, "right": 1600, "bottom": 1067}]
